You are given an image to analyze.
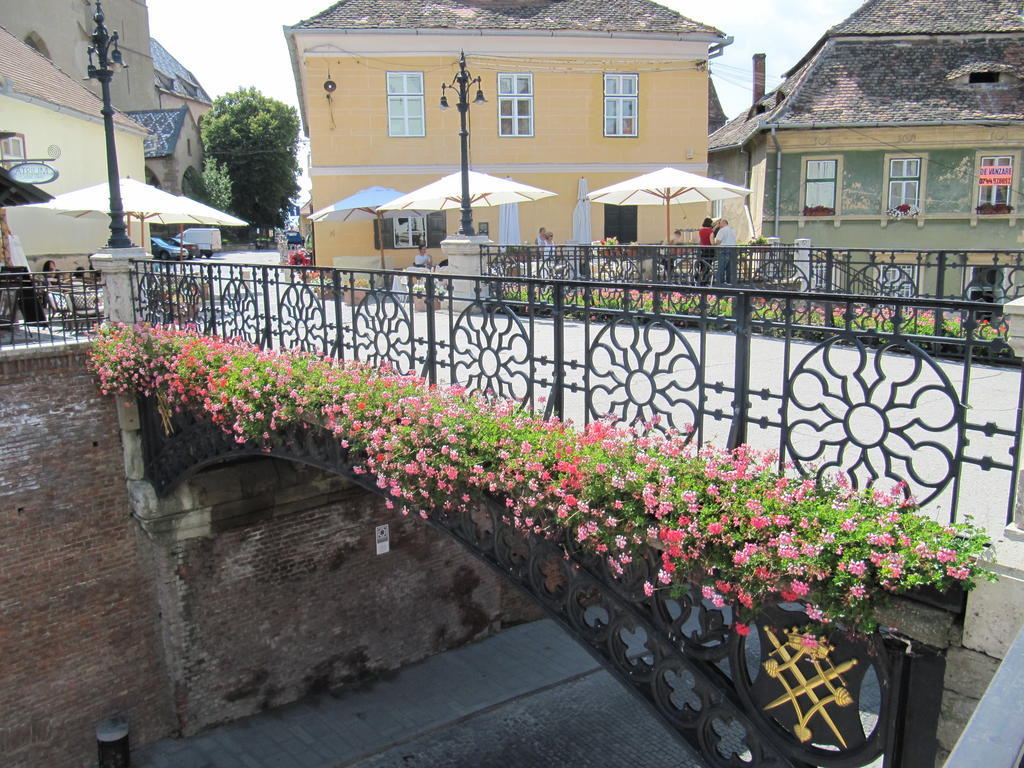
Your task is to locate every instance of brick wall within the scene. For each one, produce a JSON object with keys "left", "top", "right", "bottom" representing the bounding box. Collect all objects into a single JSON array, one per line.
[
  {"left": 143, "top": 458, "right": 538, "bottom": 734},
  {"left": 0, "top": 346, "right": 174, "bottom": 768},
  {"left": 0, "top": 345, "right": 538, "bottom": 765}
]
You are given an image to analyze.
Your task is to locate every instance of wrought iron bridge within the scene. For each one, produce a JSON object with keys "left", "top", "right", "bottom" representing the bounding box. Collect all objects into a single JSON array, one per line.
[{"left": 125, "top": 259, "right": 1023, "bottom": 767}]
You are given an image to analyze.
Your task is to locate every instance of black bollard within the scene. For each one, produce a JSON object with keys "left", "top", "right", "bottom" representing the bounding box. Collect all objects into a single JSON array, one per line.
[{"left": 96, "top": 717, "right": 130, "bottom": 768}]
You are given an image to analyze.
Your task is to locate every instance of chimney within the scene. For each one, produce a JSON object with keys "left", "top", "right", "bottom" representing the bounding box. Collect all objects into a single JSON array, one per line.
[{"left": 753, "top": 53, "right": 766, "bottom": 105}]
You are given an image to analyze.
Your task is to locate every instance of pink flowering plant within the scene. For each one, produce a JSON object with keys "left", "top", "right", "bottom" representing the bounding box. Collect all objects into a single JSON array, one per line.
[{"left": 89, "top": 324, "right": 991, "bottom": 634}]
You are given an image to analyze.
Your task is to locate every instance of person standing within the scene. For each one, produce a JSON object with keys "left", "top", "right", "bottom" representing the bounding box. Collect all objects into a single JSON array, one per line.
[
  {"left": 535, "top": 227, "right": 548, "bottom": 247},
  {"left": 698, "top": 218, "right": 715, "bottom": 246},
  {"left": 714, "top": 218, "right": 737, "bottom": 285}
]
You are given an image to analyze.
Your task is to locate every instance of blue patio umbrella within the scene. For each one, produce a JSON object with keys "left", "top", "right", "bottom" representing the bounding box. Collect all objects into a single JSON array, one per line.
[{"left": 310, "top": 186, "right": 410, "bottom": 267}]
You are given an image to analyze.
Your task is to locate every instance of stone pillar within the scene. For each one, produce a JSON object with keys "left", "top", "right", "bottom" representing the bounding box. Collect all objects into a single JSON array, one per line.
[
  {"left": 793, "top": 237, "right": 811, "bottom": 290},
  {"left": 439, "top": 234, "right": 492, "bottom": 306},
  {"left": 89, "top": 246, "right": 149, "bottom": 324},
  {"left": 1003, "top": 296, "right": 1024, "bottom": 533},
  {"left": 934, "top": 295, "right": 1024, "bottom": 762}
]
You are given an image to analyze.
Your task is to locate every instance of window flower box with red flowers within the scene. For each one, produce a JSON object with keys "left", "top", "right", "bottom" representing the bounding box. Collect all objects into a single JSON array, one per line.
[
  {"left": 976, "top": 203, "right": 1014, "bottom": 215},
  {"left": 802, "top": 205, "right": 835, "bottom": 217},
  {"left": 886, "top": 204, "right": 919, "bottom": 219}
]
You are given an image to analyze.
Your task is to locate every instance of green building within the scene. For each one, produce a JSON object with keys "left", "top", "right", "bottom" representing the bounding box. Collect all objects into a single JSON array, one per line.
[{"left": 709, "top": 0, "right": 1024, "bottom": 257}]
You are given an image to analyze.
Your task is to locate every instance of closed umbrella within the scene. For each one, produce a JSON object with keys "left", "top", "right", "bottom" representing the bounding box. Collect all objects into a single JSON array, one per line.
[
  {"left": 498, "top": 201, "right": 520, "bottom": 245},
  {"left": 571, "top": 177, "right": 591, "bottom": 244},
  {"left": 587, "top": 167, "right": 750, "bottom": 242}
]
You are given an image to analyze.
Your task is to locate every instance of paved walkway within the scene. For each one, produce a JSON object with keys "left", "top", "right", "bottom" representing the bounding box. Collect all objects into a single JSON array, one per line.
[{"left": 134, "top": 620, "right": 707, "bottom": 768}]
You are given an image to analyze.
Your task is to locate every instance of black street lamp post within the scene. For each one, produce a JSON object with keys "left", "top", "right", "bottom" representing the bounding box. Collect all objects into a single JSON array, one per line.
[
  {"left": 440, "top": 51, "right": 486, "bottom": 236},
  {"left": 87, "top": 1, "right": 133, "bottom": 249}
]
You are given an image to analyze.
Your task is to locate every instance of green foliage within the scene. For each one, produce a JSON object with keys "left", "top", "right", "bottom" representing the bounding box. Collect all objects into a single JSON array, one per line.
[
  {"left": 193, "top": 158, "right": 234, "bottom": 214},
  {"left": 201, "top": 87, "right": 300, "bottom": 229}
]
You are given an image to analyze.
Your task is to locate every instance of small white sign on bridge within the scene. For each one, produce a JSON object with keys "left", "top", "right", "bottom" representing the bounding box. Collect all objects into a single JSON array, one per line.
[{"left": 375, "top": 524, "right": 390, "bottom": 555}]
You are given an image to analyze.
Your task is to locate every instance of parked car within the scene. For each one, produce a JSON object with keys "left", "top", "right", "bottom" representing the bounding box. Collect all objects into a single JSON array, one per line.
[
  {"left": 181, "top": 228, "right": 222, "bottom": 258},
  {"left": 284, "top": 230, "right": 305, "bottom": 246},
  {"left": 150, "top": 236, "right": 198, "bottom": 260},
  {"left": 169, "top": 237, "right": 200, "bottom": 259}
]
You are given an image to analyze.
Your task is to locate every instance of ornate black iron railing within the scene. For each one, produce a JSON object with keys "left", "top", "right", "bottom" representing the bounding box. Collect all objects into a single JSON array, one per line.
[
  {"left": 128, "top": 260, "right": 1024, "bottom": 534},
  {"left": 481, "top": 244, "right": 1024, "bottom": 302},
  {"left": 138, "top": 395, "right": 953, "bottom": 768},
  {"left": 0, "top": 269, "right": 105, "bottom": 350}
]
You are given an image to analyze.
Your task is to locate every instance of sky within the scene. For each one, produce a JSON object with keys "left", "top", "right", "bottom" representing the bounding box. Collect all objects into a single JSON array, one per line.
[{"left": 147, "top": 0, "right": 865, "bottom": 120}]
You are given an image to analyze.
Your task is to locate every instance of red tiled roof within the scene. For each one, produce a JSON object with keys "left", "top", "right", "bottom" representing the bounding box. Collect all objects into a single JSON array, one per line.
[{"left": 291, "top": 0, "right": 722, "bottom": 36}]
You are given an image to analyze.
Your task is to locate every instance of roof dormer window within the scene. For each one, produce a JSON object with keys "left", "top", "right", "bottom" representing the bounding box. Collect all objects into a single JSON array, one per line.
[{"left": 969, "top": 71, "right": 1001, "bottom": 84}]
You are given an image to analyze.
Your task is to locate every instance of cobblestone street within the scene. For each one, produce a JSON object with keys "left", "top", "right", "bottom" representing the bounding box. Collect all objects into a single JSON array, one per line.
[{"left": 135, "top": 620, "right": 708, "bottom": 768}]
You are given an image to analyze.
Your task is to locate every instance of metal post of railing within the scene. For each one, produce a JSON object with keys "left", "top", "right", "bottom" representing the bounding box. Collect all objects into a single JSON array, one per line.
[
  {"left": 936, "top": 251, "right": 948, "bottom": 300},
  {"left": 205, "top": 262, "right": 217, "bottom": 337},
  {"left": 883, "top": 634, "right": 947, "bottom": 768},
  {"left": 331, "top": 268, "right": 344, "bottom": 359},
  {"left": 825, "top": 249, "right": 835, "bottom": 293},
  {"left": 424, "top": 275, "right": 438, "bottom": 386},
  {"left": 727, "top": 290, "right": 752, "bottom": 449},
  {"left": 546, "top": 282, "right": 566, "bottom": 421},
  {"left": 260, "top": 265, "right": 273, "bottom": 349}
]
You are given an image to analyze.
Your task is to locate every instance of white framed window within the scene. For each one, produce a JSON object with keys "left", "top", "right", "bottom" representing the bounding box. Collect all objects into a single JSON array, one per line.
[
  {"left": 393, "top": 215, "right": 426, "bottom": 248},
  {"left": 386, "top": 72, "right": 425, "bottom": 137},
  {"left": 497, "top": 73, "right": 533, "bottom": 137},
  {"left": 978, "top": 155, "right": 1013, "bottom": 207},
  {"left": 804, "top": 159, "right": 837, "bottom": 209},
  {"left": 888, "top": 157, "right": 921, "bottom": 209},
  {"left": 604, "top": 74, "right": 638, "bottom": 137},
  {"left": 0, "top": 134, "right": 26, "bottom": 166},
  {"left": 710, "top": 199, "right": 723, "bottom": 219}
]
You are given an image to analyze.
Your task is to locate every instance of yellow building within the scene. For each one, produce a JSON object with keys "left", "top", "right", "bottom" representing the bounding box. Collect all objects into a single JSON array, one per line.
[
  {"left": 0, "top": 26, "right": 147, "bottom": 266},
  {"left": 285, "top": 0, "right": 727, "bottom": 268}
]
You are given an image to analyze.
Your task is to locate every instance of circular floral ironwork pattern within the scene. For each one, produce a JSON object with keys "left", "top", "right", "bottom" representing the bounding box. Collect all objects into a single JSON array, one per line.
[
  {"left": 137, "top": 272, "right": 206, "bottom": 330},
  {"left": 277, "top": 282, "right": 329, "bottom": 354},
  {"left": 587, "top": 315, "right": 700, "bottom": 434},
  {"left": 451, "top": 301, "right": 532, "bottom": 402},
  {"left": 353, "top": 290, "right": 414, "bottom": 372},
  {"left": 785, "top": 335, "right": 962, "bottom": 505},
  {"left": 215, "top": 273, "right": 261, "bottom": 344}
]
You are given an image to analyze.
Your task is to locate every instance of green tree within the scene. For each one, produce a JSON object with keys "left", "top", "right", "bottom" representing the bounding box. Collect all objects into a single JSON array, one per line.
[
  {"left": 201, "top": 87, "right": 300, "bottom": 230},
  {"left": 195, "top": 158, "right": 234, "bottom": 213}
]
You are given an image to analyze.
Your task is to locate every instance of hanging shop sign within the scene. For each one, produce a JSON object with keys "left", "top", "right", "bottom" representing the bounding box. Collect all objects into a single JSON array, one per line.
[{"left": 8, "top": 162, "right": 59, "bottom": 185}]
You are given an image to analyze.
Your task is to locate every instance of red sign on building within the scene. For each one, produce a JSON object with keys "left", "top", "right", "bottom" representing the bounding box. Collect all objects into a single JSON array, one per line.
[{"left": 979, "top": 166, "right": 1013, "bottom": 185}]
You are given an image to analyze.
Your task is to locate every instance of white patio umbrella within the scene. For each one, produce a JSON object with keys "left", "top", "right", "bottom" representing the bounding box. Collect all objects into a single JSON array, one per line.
[
  {"left": 571, "top": 177, "right": 591, "bottom": 244},
  {"left": 33, "top": 178, "right": 213, "bottom": 224},
  {"left": 377, "top": 170, "right": 556, "bottom": 212},
  {"left": 173, "top": 196, "right": 248, "bottom": 227},
  {"left": 310, "top": 186, "right": 414, "bottom": 267},
  {"left": 587, "top": 167, "right": 750, "bottom": 242},
  {"left": 30, "top": 178, "right": 239, "bottom": 249},
  {"left": 498, "top": 202, "right": 521, "bottom": 245}
]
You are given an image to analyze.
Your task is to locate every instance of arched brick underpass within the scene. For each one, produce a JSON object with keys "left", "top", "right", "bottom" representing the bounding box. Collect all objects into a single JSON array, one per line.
[{"left": 138, "top": 395, "right": 941, "bottom": 768}]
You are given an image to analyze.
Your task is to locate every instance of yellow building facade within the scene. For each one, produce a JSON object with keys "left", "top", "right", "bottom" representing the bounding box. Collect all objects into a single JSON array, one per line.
[
  {"left": 286, "top": 3, "right": 726, "bottom": 269},
  {"left": 0, "top": 26, "right": 148, "bottom": 265}
]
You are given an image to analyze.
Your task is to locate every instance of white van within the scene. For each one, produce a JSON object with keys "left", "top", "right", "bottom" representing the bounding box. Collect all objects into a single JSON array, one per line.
[{"left": 181, "top": 228, "right": 222, "bottom": 258}]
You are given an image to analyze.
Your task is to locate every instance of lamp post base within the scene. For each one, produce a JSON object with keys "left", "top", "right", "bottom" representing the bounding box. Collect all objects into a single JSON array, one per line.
[{"left": 440, "top": 234, "right": 492, "bottom": 308}]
